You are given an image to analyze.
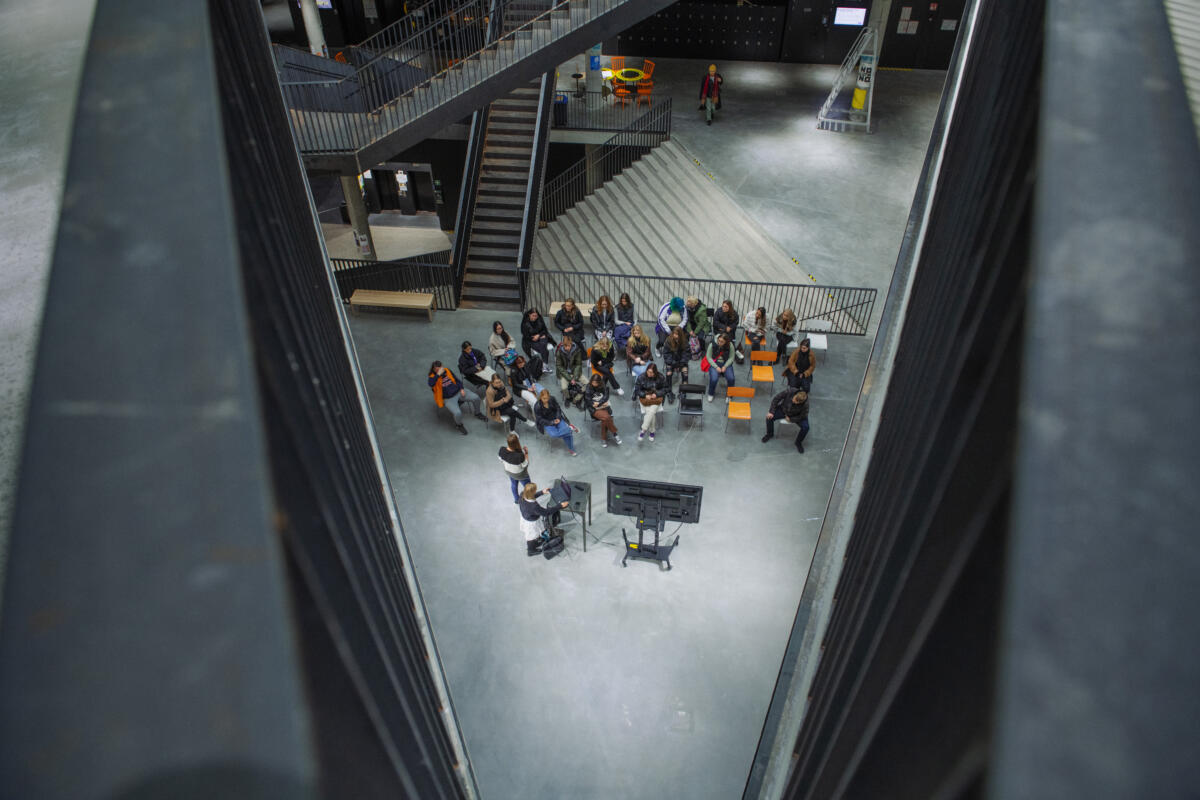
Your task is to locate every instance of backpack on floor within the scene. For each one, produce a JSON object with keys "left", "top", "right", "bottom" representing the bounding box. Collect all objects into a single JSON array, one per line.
[{"left": 688, "top": 334, "right": 702, "bottom": 360}]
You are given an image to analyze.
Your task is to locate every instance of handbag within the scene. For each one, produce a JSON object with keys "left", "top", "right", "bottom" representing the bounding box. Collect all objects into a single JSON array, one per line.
[
  {"left": 639, "top": 395, "right": 664, "bottom": 407},
  {"left": 700, "top": 355, "right": 711, "bottom": 372}
]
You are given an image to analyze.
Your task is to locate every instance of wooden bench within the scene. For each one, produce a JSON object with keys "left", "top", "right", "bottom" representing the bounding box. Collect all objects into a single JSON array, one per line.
[{"left": 348, "top": 289, "right": 436, "bottom": 321}]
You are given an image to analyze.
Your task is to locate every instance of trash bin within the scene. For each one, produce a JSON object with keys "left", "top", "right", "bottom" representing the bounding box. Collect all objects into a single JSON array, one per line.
[{"left": 553, "top": 93, "right": 568, "bottom": 126}]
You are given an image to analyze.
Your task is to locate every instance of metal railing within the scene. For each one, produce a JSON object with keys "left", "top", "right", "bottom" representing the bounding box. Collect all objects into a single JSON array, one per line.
[
  {"left": 517, "top": 74, "right": 557, "bottom": 300},
  {"left": 538, "top": 98, "right": 672, "bottom": 223},
  {"left": 451, "top": 107, "right": 490, "bottom": 300},
  {"left": 552, "top": 90, "right": 663, "bottom": 131},
  {"left": 331, "top": 252, "right": 457, "bottom": 310},
  {"left": 518, "top": 268, "right": 876, "bottom": 336},
  {"left": 280, "top": 0, "right": 632, "bottom": 155}
]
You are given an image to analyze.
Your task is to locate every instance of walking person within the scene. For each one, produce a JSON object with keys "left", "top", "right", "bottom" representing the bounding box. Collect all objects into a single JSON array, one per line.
[
  {"left": 427, "top": 361, "right": 484, "bottom": 435},
  {"left": 698, "top": 63, "right": 724, "bottom": 125},
  {"left": 762, "top": 388, "right": 810, "bottom": 453},
  {"left": 498, "top": 433, "right": 531, "bottom": 503},
  {"left": 584, "top": 374, "right": 622, "bottom": 447}
]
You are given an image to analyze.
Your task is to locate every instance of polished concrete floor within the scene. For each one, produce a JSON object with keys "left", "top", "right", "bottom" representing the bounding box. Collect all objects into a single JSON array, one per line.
[
  {"left": 0, "top": 12, "right": 945, "bottom": 795},
  {"left": 347, "top": 59, "right": 946, "bottom": 799}
]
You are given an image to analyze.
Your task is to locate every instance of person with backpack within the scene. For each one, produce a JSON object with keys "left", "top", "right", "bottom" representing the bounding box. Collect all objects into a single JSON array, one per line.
[
  {"left": 762, "top": 388, "right": 810, "bottom": 453},
  {"left": 685, "top": 296, "right": 712, "bottom": 354}
]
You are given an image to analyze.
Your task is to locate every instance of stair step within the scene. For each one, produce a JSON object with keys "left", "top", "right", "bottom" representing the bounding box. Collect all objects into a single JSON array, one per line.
[
  {"left": 471, "top": 233, "right": 521, "bottom": 245},
  {"left": 461, "top": 287, "right": 522, "bottom": 302},
  {"left": 475, "top": 206, "right": 525, "bottom": 220},
  {"left": 477, "top": 192, "right": 526, "bottom": 204},
  {"left": 458, "top": 298, "right": 523, "bottom": 311},
  {"left": 482, "top": 156, "right": 532, "bottom": 168},
  {"left": 484, "top": 144, "right": 533, "bottom": 156},
  {"left": 487, "top": 133, "right": 535, "bottom": 144},
  {"left": 464, "top": 272, "right": 520, "bottom": 288},
  {"left": 469, "top": 245, "right": 519, "bottom": 259},
  {"left": 472, "top": 219, "right": 519, "bottom": 232},
  {"left": 466, "top": 259, "right": 519, "bottom": 274}
]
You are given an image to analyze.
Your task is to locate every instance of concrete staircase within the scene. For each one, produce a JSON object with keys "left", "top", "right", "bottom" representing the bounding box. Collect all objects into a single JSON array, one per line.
[
  {"left": 532, "top": 140, "right": 794, "bottom": 283},
  {"left": 460, "top": 81, "right": 543, "bottom": 307}
]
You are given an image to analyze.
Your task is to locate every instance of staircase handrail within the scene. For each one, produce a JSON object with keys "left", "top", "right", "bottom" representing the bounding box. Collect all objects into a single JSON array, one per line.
[
  {"left": 451, "top": 107, "right": 490, "bottom": 303},
  {"left": 516, "top": 74, "right": 557, "bottom": 304},
  {"left": 538, "top": 98, "right": 672, "bottom": 225},
  {"left": 352, "top": 0, "right": 460, "bottom": 59}
]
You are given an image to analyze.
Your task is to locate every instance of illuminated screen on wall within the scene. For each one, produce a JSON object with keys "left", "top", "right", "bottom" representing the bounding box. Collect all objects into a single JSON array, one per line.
[
  {"left": 298, "top": 0, "right": 333, "bottom": 9},
  {"left": 834, "top": 7, "right": 867, "bottom": 25}
]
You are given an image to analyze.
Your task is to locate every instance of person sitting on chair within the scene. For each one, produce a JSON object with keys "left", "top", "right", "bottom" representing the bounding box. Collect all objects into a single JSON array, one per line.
[
  {"left": 555, "top": 336, "right": 585, "bottom": 406},
  {"left": 614, "top": 292, "right": 635, "bottom": 351},
  {"left": 783, "top": 337, "right": 816, "bottom": 390},
  {"left": 584, "top": 373, "right": 622, "bottom": 447},
  {"left": 486, "top": 373, "right": 535, "bottom": 433},
  {"left": 489, "top": 321, "right": 522, "bottom": 372},
  {"left": 533, "top": 388, "right": 579, "bottom": 456},
  {"left": 427, "top": 361, "right": 484, "bottom": 435},
  {"left": 684, "top": 296, "right": 712, "bottom": 353},
  {"left": 590, "top": 295, "right": 617, "bottom": 341},
  {"left": 626, "top": 324, "right": 653, "bottom": 379},
  {"left": 655, "top": 296, "right": 688, "bottom": 356},
  {"left": 520, "top": 308, "right": 555, "bottom": 372},
  {"left": 762, "top": 388, "right": 810, "bottom": 453},
  {"left": 713, "top": 299, "right": 741, "bottom": 361},
  {"left": 589, "top": 336, "right": 623, "bottom": 395},
  {"left": 705, "top": 332, "right": 737, "bottom": 402},
  {"left": 509, "top": 354, "right": 545, "bottom": 411},
  {"left": 519, "top": 482, "right": 568, "bottom": 556},
  {"left": 458, "top": 340, "right": 496, "bottom": 390},
  {"left": 554, "top": 298, "right": 586, "bottom": 346},
  {"left": 634, "top": 362, "right": 668, "bottom": 442},
  {"left": 774, "top": 308, "right": 797, "bottom": 363},
  {"left": 745, "top": 306, "right": 768, "bottom": 353},
  {"left": 661, "top": 326, "right": 691, "bottom": 404}
]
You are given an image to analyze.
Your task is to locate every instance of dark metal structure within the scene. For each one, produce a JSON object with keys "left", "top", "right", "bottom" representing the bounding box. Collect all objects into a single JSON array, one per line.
[
  {"left": 745, "top": 0, "right": 1200, "bottom": 797},
  {"left": 0, "top": 2, "right": 476, "bottom": 798}
]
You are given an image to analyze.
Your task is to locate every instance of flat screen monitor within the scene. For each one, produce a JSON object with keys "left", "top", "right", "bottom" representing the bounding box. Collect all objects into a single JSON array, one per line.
[
  {"left": 834, "top": 7, "right": 867, "bottom": 25},
  {"left": 607, "top": 476, "right": 703, "bottom": 524}
]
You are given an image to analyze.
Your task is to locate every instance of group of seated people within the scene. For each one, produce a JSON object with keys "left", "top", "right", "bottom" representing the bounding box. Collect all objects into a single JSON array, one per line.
[{"left": 434, "top": 293, "right": 819, "bottom": 453}]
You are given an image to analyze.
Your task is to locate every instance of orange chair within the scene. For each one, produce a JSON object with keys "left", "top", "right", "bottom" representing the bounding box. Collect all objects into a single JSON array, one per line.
[
  {"left": 610, "top": 56, "right": 626, "bottom": 72},
  {"left": 612, "top": 81, "right": 632, "bottom": 108},
  {"left": 749, "top": 350, "right": 778, "bottom": 390},
  {"left": 725, "top": 386, "right": 756, "bottom": 433},
  {"left": 636, "top": 59, "right": 655, "bottom": 107}
]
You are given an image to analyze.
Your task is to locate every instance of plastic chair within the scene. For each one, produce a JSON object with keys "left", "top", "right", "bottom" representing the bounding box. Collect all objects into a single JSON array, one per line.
[
  {"left": 610, "top": 56, "right": 625, "bottom": 72},
  {"left": 748, "top": 350, "right": 778, "bottom": 389},
  {"left": 612, "top": 81, "right": 631, "bottom": 108},
  {"left": 677, "top": 382, "right": 705, "bottom": 430},
  {"left": 725, "top": 386, "right": 756, "bottom": 433}
]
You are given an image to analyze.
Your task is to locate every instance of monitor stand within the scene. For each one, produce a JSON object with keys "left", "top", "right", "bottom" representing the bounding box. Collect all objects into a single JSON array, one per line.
[{"left": 621, "top": 506, "right": 679, "bottom": 571}]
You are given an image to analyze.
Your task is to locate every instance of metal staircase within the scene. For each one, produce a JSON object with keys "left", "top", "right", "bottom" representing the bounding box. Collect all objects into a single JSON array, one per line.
[
  {"left": 817, "top": 26, "right": 878, "bottom": 133},
  {"left": 459, "top": 77, "right": 554, "bottom": 308},
  {"left": 279, "top": 0, "right": 676, "bottom": 173}
]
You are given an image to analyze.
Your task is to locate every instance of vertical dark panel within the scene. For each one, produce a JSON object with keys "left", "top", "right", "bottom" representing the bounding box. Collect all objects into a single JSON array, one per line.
[
  {"left": 0, "top": 2, "right": 316, "bottom": 798},
  {"left": 781, "top": 0, "right": 872, "bottom": 64},
  {"left": 881, "top": 0, "right": 966, "bottom": 69}
]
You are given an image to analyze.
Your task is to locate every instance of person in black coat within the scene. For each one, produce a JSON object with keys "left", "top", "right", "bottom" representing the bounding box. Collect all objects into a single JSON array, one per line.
[
  {"left": 634, "top": 363, "right": 669, "bottom": 441},
  {"left": 520, "top": 308, "right": 555, "bottom": 370},
  {"left": 661, "top": 326, "right": 691, "bottom": 403},
  {"left": 762, "top": 388, "right": 810, "bottom": 453},
  {"left": 519, "top": 482, "right": 568, "bottom": 556},
  {"left": 588, "top": 336, "right": 623, "bottom": 394},
  {"left": 713, "top": 300, "right": 742, "bottom": 361},
  {"left": 590, "top": 295, "right": 617, "bottom": 341},
  {"left": 554, "top": 298, "right": 586, "bottom": 346},
  {"left": 457, "top": 341, "right": 495, "bottom": 390}
]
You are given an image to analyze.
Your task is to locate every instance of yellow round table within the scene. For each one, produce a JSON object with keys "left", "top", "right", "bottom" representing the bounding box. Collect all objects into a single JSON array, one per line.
[{"left": 614, "top": 67, "right": 646, "bottom": 83}]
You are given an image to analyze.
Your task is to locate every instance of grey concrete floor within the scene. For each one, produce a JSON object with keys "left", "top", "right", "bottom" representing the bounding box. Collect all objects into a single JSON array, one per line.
[
  {"left": 0, "top": 15, "right": 944, "bottom": 795},
  {"left": 345, "top": 59, "right": 944, "bottom": 799}
]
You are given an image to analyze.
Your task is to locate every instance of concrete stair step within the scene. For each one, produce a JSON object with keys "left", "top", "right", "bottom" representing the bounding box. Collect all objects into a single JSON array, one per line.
[{"left": 469, "top": 245, "right": 520, "bottom": 259}]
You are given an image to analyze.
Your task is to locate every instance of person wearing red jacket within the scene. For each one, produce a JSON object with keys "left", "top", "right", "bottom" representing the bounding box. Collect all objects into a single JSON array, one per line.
[{"left": 698, "top": 64, "right": 724, "bottom": 125}]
